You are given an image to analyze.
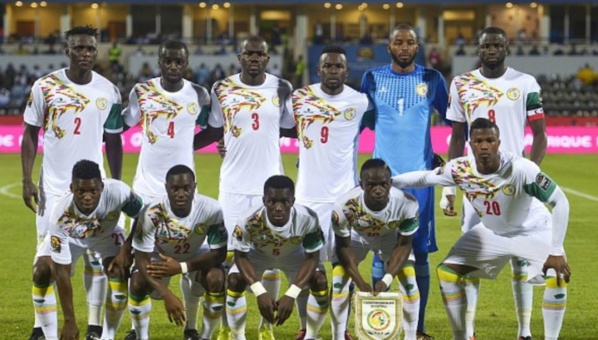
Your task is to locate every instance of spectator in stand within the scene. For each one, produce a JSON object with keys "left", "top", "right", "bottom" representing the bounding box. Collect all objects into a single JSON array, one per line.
[
  {"left": 516, "top": 45, "right": 525, "bottom": 56},
  {"left": 455, "top": 45, "right": 466, "bottom": 56},
  {"left": 576, "top": 64, "right": 597, "bottom": 85},
  {"left": 294, "top": 55, "right": 305, "bottom": 88},
  {"left": 529, "top": 45, "right": 540, "bottom": 56},
  {"left": 568, "top": 44, "right": 578, "bottom": 55},
  {"left": 211, "top": 63, "right": 226, "bottom": 84},
  {"left": 428, "top": 47, "right": 442, "bottom": 70},
  {"left": 109, "top": 41, "right": 122, "bottom": 72},
  {"left": 195, "top": 63, "right": 211, "bottom": 87},
  {"left": 137, "top": 62, "right": 154, "bottom": 82}
]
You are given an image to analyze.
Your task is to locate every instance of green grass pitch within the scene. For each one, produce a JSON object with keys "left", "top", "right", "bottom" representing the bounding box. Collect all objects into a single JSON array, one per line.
[{"left": 0, "top": 153, "right": 596, "bottom": 339}]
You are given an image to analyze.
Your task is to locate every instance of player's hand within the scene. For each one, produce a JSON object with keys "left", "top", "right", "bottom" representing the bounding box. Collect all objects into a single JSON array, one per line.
[
  {"left": 433, "top": 153, "right": 446, "bottom": 168},
  {"left": 275, "top": 295, "right": 295, "bottom": 326},
  {"left": 22, "top": 180, "right": 39, "bottom": 213},
  {"left": 60, "top": 320, "right": 79, "bottom": 339},
  {"left": 356, "top": 281, "right": 373, "bottom": 294},
  {"left": 373, "top": 280, "right": 388, "bottom": 296},
  {"left": 107, "top": 244, "right": 133, "bottom": 279},
  {"left": 163, "top": 292, "right": 186, "bottom": 326},
  {"left": 441, "top": 195, "right": 457, "bottom": 216},
  {"left": 217, "top": 138, "right": 226, "bottom": 158},
  {"left": 543, "top": 255, "right": 571, "bottom": 286},
  {"left": 256, "top": 293, "right": 277, "bottom": 324},
  {"left": 147, "top": 253, "right": 182, "bottom": 278}
]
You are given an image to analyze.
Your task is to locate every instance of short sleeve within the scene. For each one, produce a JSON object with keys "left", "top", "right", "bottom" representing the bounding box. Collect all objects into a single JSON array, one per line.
[
  {"left": 48, "top": 200, "right": 72, "bottom": 265},
  {"left": 398, "top": 193, "right": 420, "bottom": 236},
  {"left": 23, "top": 80, "right": 46, "bottom": 127},
  {"left": 525, "top": 77, "right": 545, "bottom": 122},
  {"left": 104, "top": 85, "right": 124, "bottom": 133},
  {"left": 302, "top": 211, "right": 325, "bottom": 253},
  {"left": 331, "top": 203, "right": 351, "bottom": 238},
  {"left": 123, "top": 86, "right": 141, "bottom": 127},
  {"left": 231, "top": 218, "right": 251, "bottom": 253},
  {"left": 446, "top": 78, "right": 466, "bottom": 123},
  {"left": 207, "top": 83, "right": 224, "bottom": 128},
  {"left": 207, "top": 208, "right": 227, "bottom": 249},
  {"left": 132, "top": 207, "right": 158, "bottom": 253},
  {"left": 521, "top": 161, "right": 557, "bottom": 203}
]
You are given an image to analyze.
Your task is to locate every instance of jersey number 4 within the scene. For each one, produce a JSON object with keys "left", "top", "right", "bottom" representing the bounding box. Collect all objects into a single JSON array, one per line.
[{"left": 167, "top": 121, "right": 175, "bottom": 138}]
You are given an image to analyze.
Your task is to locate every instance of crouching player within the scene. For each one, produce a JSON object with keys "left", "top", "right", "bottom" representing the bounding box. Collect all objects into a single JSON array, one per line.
[
  {"left": 129, "top": 165, "right": 227, "bottom": 340},
  {"left": 226, "top": 175, "right": 329, "bottom": 340},
  {"left": 330, "top": 159, "right": 421, "bottom": 340},
  {"left": 392, "top": 118, "right": 570, "bottom": 340},
  {"left": 32, "top": 160, "right": 143, "bottom": 340}
]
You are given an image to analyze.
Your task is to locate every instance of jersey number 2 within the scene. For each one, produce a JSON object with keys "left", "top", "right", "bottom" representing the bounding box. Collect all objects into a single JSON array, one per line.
[
  {"left": 167, "top": 121, "right": 175, "bottom": 138},
  {"left": 73, "top": 117, "right": 82, "bottom": 135}
]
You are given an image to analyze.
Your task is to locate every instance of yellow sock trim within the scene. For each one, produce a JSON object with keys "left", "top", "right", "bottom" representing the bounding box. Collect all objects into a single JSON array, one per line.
[
  {"left": 545, "top": 276, "right": 567, "bottom": 288},
  {"left": 310, "top": 289, "right": 328, "bottom": 297},
  {"left": 226, "top": 289, "right": 245, "bottom": 298}
]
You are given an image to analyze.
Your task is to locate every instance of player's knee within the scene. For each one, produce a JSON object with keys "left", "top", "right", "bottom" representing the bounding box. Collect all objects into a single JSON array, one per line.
[
  {"left": 414, "top": 252, "right": 429, "bottom": 265},
  {"left": 32, "top": 257, "right": 53, "bottom": 285},
  {"left": 309, "top": 271, "right": 328, "bottom": 291},
  {"left": 204, "top": 267, "right": 225, "bottom": 292},
  {"left": 128, "top": 272, "right": 150, "bottom": 296},
  {"left": 227, "top": 273, "right": 246, "bottom": 292}
]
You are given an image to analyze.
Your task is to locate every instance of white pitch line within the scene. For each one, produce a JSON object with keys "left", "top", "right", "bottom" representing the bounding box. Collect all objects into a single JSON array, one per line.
[
  {"left": 0, "top": 182, "right": 21, "bottom": 199},
  {"left": 561, "top": 187, "right": 598, "bottom": 202}
]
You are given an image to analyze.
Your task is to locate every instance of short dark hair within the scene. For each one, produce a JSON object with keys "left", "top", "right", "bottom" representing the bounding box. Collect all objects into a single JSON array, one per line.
[
  {"left": 360, "top": 158, "right": 391, "bottom": 177},
  {"left": 65, "top": 25, "right": 98, "bottom": 40},
  {"left": 166, "top": 165, "right": 195, "bottom": 182},
  {"left": 321, "top": 45, "right": 346, "bottom": 56},
  {"left": 479, "top": 26, "right": 507, "bottom": 40},
  {"left": 470, "top": 117, "right": 500, "bottom": 137},
  {"left": 264, "top": 175, "right": 295, "bottom": 195},
  {"left": 390, "top": 23, "right": 417, "bottom": 40},
  {"left": 241, "top": 35, "right": 268, "bottom": 52},
  {"left": 72, "top": 160, "right": 102, "bottom": 181},
  {"left": 159, "top": 40, "right": 189, "bottom": 57}
]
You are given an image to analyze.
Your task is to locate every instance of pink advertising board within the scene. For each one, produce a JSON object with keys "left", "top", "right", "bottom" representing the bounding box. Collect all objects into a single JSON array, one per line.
[{"left": 1, "top": 125, "right": 598, "bottom": 154}]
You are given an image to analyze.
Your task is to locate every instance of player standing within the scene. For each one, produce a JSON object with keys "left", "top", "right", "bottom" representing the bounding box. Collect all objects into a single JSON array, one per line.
[
  {"left": 32, "top": 160, "right": 143, "bottom": 340},
  {"left": 288, "top": 45, "right": 371, "bottom": 339},
  {"left": 194, "top": 35, "right": 295, "bottom": 340},
  {"left": 443, "top": 26, "right": 547, "bottom": 340},
  {"left": 360, "top": 23, "right": 448, "bottom": 340},
  {"left": 226, "top": 175, "right": 328, "bottom": 340},
  {"left": 21, "top": 25, "right": 124, "bottom": 340},
  {"left": 122, "top": 40, "right": 211, "bottom": 340},
  {"left": 330, "top": 159, "right": 420, "bottom": 340},
  {"left": 128, "top": 165, "right": 227, "bottom": 340},
  {"left": 393, "top": 118, "right": 569, "bottom": 340}
]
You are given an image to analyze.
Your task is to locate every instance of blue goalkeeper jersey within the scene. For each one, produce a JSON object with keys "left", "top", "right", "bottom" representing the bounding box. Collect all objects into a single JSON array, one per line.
[{"left": 361, "top": 64, "right": 448, "bottom": 175}]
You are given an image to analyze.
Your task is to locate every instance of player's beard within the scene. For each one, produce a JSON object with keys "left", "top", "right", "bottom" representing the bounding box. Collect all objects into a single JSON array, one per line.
[{"left": 391, "top": 53, "right": 416, "bottom": 69}]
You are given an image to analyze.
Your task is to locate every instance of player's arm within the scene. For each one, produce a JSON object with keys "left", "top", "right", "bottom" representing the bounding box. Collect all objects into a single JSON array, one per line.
[
  {"left": 54, "top": 262, "right": 79, "bottom": 338},
  {"left": 135, "top": 250, "right": 187, "bottom": 325},
  {"left": 523, "top": 169, "right": 570, "bottom": 284},
  {"left": 234, "top": 249, "right": 259, "bottom": 285},
  {"left": 359, "top": 72, "right": 376, "bottom": 131},
  {"left": 21, "top": 123, "right": 41, "bottom": 213},
  {"left": 195, "top": 86, "right": 224, "bottom": 150},
  {"left": 104, "top": 90, "right": 125, "bottom": 180},
  {"left": 529, "top": 118, "right": 547, "bottom": 165},
  {"left": 107, "top": 190, "right": 144, "bottom": 278},
  {"left": 392, "top": 164, "right": 456, "bottom": 190},
  {"left": 336, "top": 233, "right": 370, "bottom": 292},
  {"left": 280, "top": 82, "right": 298, "bottom": 138}
]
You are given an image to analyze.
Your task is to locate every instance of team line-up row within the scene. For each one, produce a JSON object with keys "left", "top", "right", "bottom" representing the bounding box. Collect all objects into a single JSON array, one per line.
[{"left": 21, "top": 24, "right": 570, "bottom": 340}]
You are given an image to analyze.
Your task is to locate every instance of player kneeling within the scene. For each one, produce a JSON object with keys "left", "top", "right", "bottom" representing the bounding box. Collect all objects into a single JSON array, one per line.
[
  {"left": 330, "top": 159, "right": 421, "bottom": 340},
  {"left": 226, "top": 175, "right": 328, "bottom": 340},
  {"left": 128, "top": 165, "right": 228, "bottom": 340},
  {"left": 32, "top": 160, "right": 143, "bottom": 340}
]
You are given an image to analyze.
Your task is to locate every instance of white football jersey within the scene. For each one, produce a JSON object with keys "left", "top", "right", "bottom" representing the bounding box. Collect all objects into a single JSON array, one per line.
[
  {"left": 124, "top": 78, "right": 210, "bottom": 197},
  {"left": 133, "top": 193, "right": 227, "bottom": 261},
  {"left": 232, "top": 204, "right": 325, "bottom": 263},
  {"left": 23, "top": 69, "right": 123, "bottom": 195},
  {"left": 48, "top": 179, "right": 143, "bottom": 265},
  {"left": 395, "top": 152, "right": 556, "bottom": 235},
  {"left": 288, "top": 84, "right": 371, "bottom": 203},
  {"left": 447, "top": 67, "right": 544, "bottom": 155},
  {"left": 208, "top": 73, "right": 294, "bottom": 195},
  {"left": 331, "top": 187, "right": 419, "bottom": 242}
]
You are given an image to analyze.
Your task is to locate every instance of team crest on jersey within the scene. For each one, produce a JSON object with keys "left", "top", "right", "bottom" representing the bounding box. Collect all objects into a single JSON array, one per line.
[
  {"left": 50, "top": 236, "right": 61, "bottom": 253},
  {"left": 502, "top": 184, "right": 516, "bottom": 196},
  {"left": 251, "top": 234, "right": 268, "bottom": 242},
  {"left": 96, "top": 97, "right": 108, "bottom": 110},
  {"left": 106, "top": 211, "right": 119, "bottom": 221},
  {"left": 194, "top": 223, "right": 208, "bottom": 235},
  {"left": 507, "top": 88, "right": 521, "bottom": 101},
  {"left": 233, "top": 225, "right": 243, "bottom": 241},
  {"left": 187, "top": 102, "right": 199, "bottom": 115},
  {"left": 388, "top": 221, "right": 400, "bottom": 229},
  {"left": 272, "top": 95, "right": 281, "bottom": 107},
  {"left": 344, "top": 107, "right": 357, "bottom": 120},
  {"left": 416, "top": 83, "right": 428, "bottom": 97},
  {"left": 290, "top": 236, "right": 303, "bottom": 245}
]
